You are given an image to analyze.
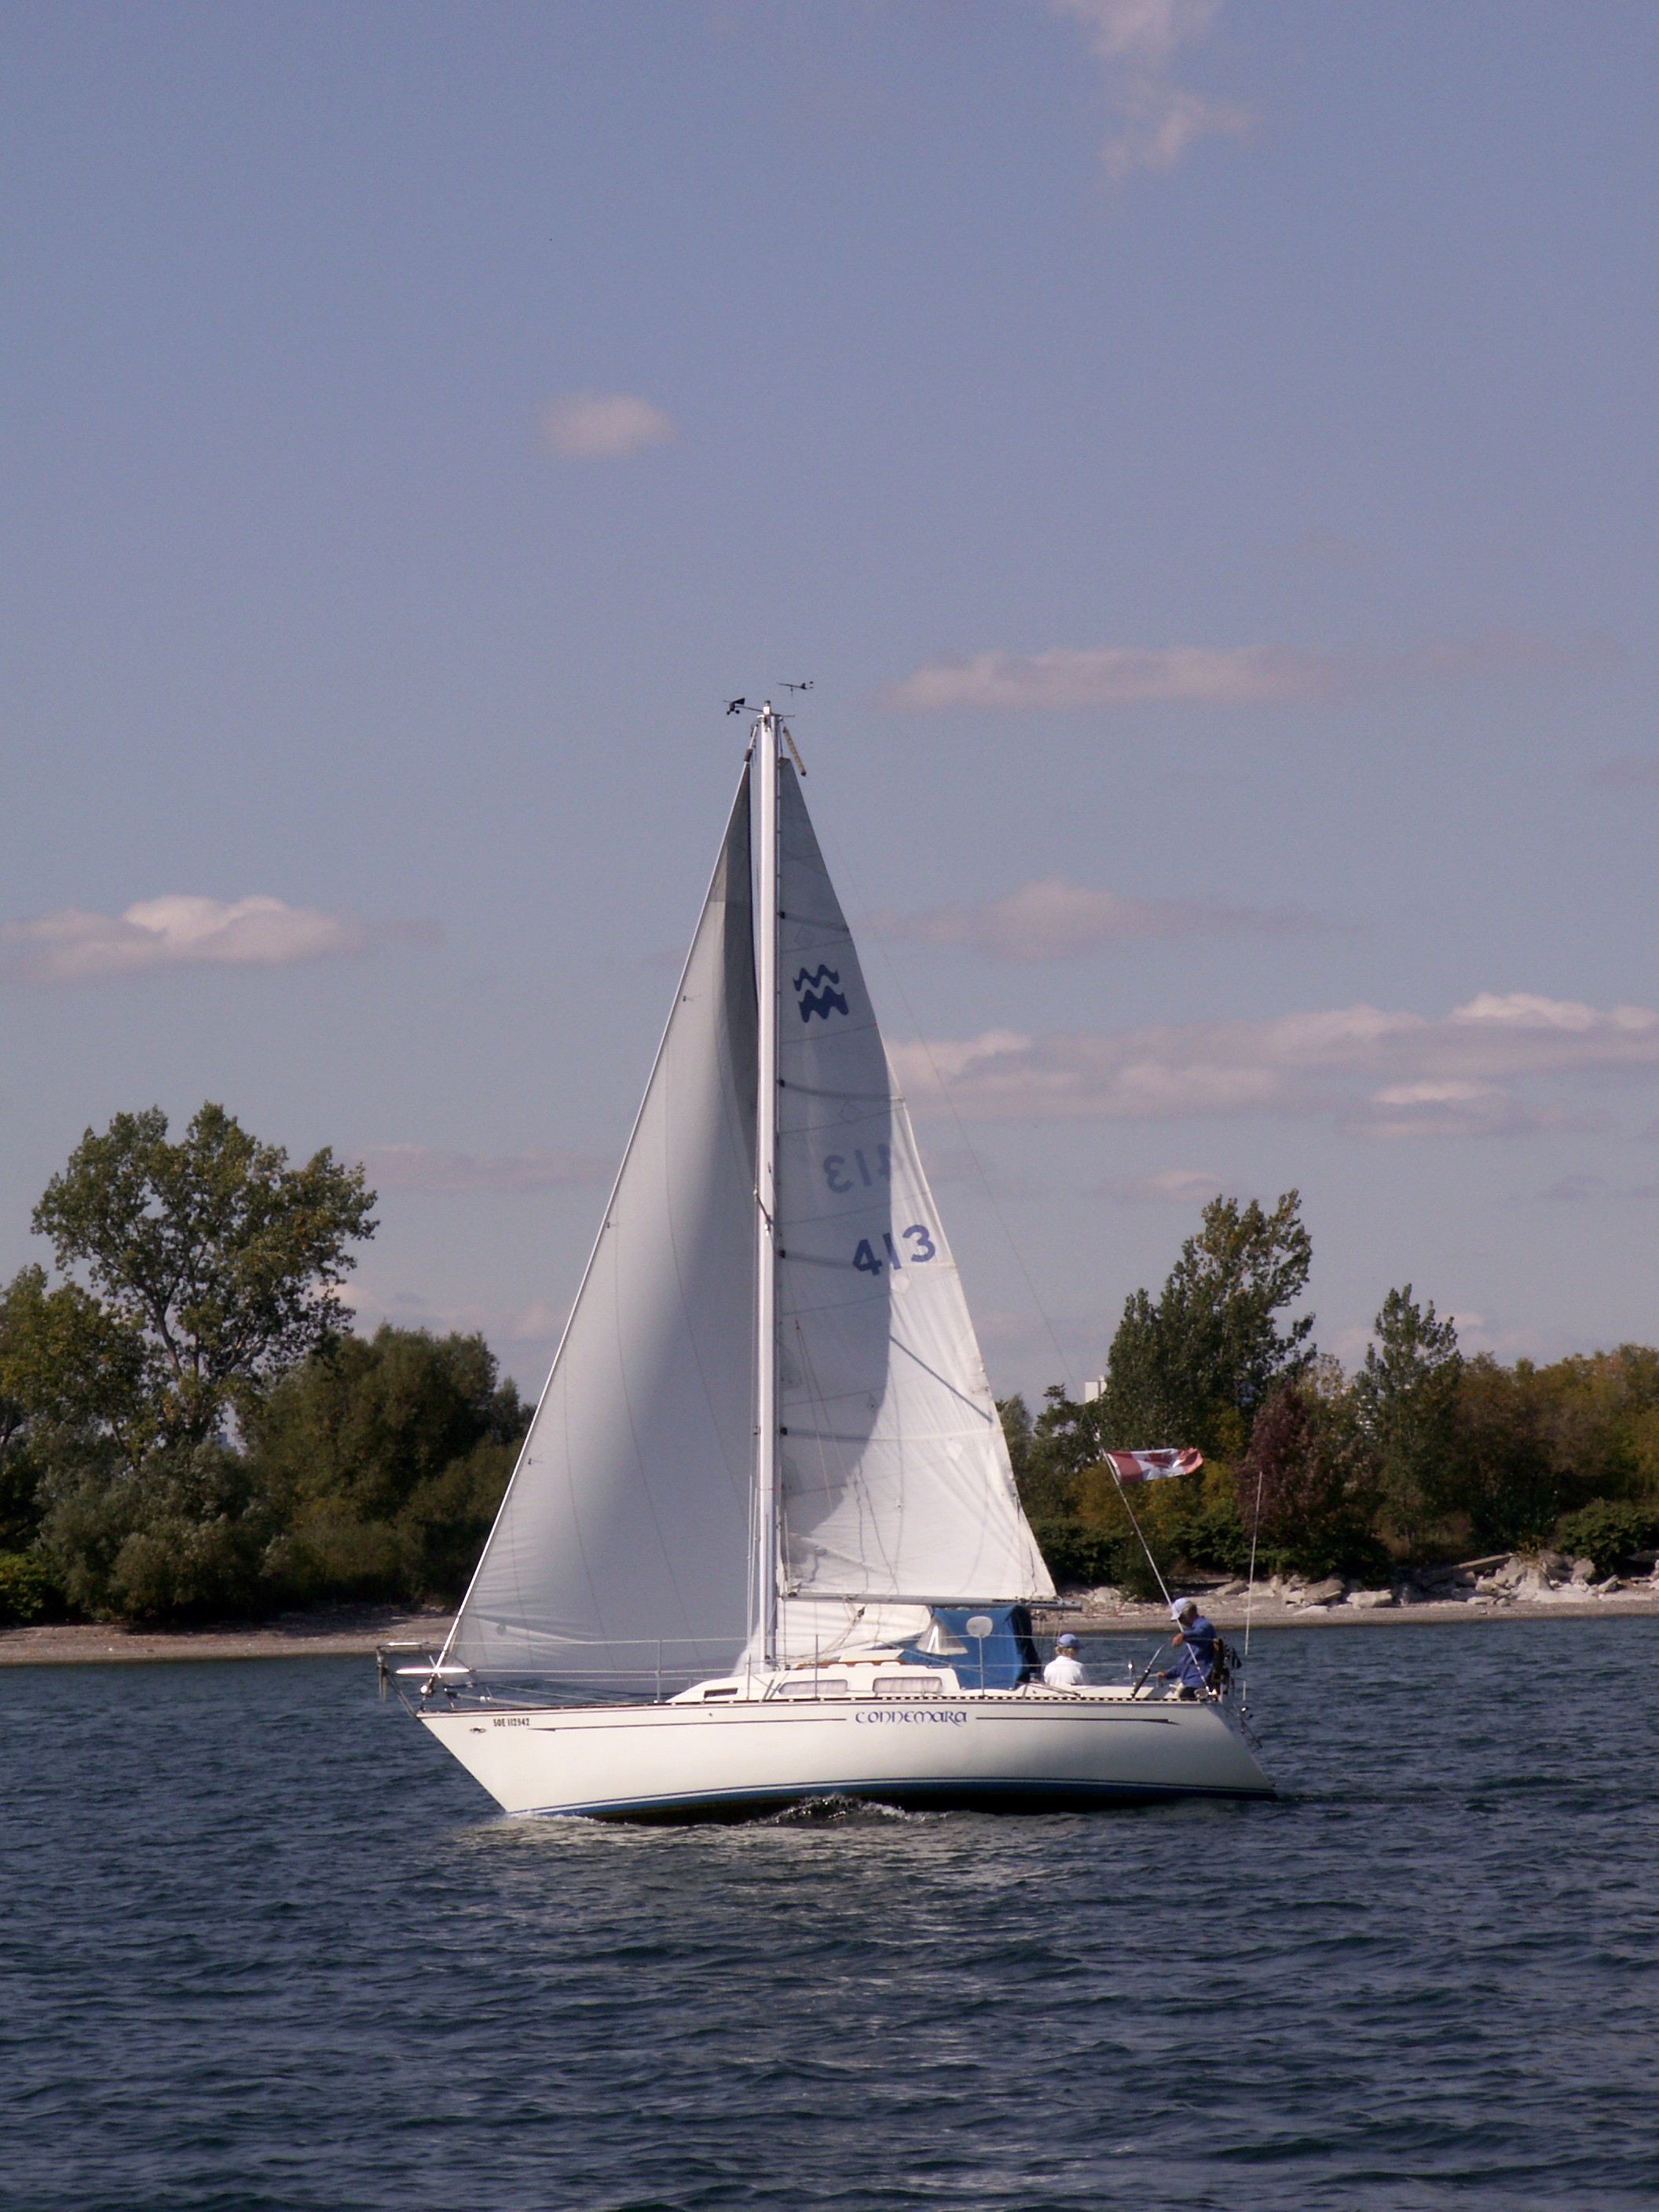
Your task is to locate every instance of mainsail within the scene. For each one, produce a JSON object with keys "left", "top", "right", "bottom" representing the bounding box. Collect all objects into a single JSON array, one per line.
[
  {"left": 444, "top": 772, "right": 758, "bottom": 1688},
  {"left": 771, "top": 762, "right": 1053, "bottom": 1656},
  {"left": 446, "top": 725, "right": 1052, "bottom": 1691}
]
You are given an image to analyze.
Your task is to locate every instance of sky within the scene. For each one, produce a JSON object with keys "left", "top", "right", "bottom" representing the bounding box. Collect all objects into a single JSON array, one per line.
[{"left": 3, "top": 0, "right": 1657, "bottom": 1399}]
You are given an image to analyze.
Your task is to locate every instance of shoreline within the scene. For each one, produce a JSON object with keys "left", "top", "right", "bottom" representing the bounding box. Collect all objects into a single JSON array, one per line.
[
  {"left": 0, "top": 1607, "right": 452, "bottom": 1668},
  {"left": 1035, "top": 1591, "right": 1659, "bottom": 1635},
  {"left": 2, "top": 1589, "right": 1657, "bottom": 1665}
]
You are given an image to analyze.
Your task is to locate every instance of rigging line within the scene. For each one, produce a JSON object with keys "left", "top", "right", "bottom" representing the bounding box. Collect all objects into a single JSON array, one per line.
[
  {"left": 1243, "top": 1454, "right": 1267, "bottom": 1660},
  {"left": 888, "top": 1332, "right": 998, "bottom": 1422},
  {"left": 812, "top": 815, "right": 1076, "bottom": 1401},
  {"left": 1105, "top": 1461, "right": 1174, "bottom": 1610}
]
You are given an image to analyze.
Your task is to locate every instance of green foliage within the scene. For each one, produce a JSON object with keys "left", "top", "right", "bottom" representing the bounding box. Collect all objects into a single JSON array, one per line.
[
  {"left": 1450, "top": 1354, "right": 1564, "bottom": 1551},
  {"left": 1010, "top": 1194, "right": 1315, "bottom": 1596},
  {"left": 0, "top": 1551, "right": 62, "bottom": 1625},
  {"left": 16, "top": 1094, "right": 1659, "bottom": 1628},
  {"left": 1353, "top": 1286, "right": 1462, "bottom": 1547},
  {"left": 0, "top": 1103, "right": 540, "bottom": 1625},
  {"left": 1235, "top": 1383, "right": 1386, "bottom": 1581},
  {"left": 1522, "top": 1346, "right": 1659, "bottom": 1506},
  {"left": 0, "top": 1265, "right": 146, "bottom": 1548},
  {"left": 1093, "top": 1192, "right": 1314, "bottom": 1459},
  {"left": 1182, "top": 1486, "right": 1253, "bottom": 1579},
  {"left": 999, "top": 1388, "right": 1085, "bottom": 1518},
  {"left": 36, "top": 1439, "right": 274, "bottom": 1624},
  {"left": 1023, "top": 1199, "right": 1659, "bottom": 1590},
  {"left": 1552, "top": 1500, "right": 1659, "bottom": 1575},
  {"left": 998, "top": 1393, "right": 1034, "bottom": 1482},
  {"left": 31, "top": 1103, "right": 375, "bottom": 1454},
  {"left": 1024, "top": 1518, "right": 1155, "bottom": 1598},
  {"left": 1013, "top": 1394, "right": 1250, "bottom": 1596},
  {"left": 0, "top": 1446, "right": 41, "bottom": 1555},
  {"left": 1088, "top": 1462, "right": 1251, "bottom": 1584},
  {"left": 24, "top": 1325, "right": 529, "bottom": 1624},
  {"left": 248, "top": 1325, "right": 529, "bottom": 1608}
]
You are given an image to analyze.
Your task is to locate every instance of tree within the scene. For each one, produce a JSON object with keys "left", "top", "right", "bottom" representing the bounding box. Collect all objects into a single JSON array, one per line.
[
  {"left": 39, "top": 1439, "right": 273, "bottom": 1624},
  {"left": 1093, "top": 1192, "right": 1315, "bottom": 1459},
  {"left": 1353, "top": 1286, "right": 1461, "bottom": 1549},
  {"left": 31, "top": 1103, "right": 375, "bottom": 1455},
  {"left": 1523, "top": 1345, "right": 1659, "bottom": 1510},
  {"left": 0, "top": 1274, "right": 42, "bottom": 1552},
  {"left": 1234, "top": 1382, "right": 1382, "bottom": 1581},
  {"left": 998, "top": 1393, "right": 1034, "bottom": 1484},
  {"left": 247, "top": 1325, "right": 529, "bottom": 1605},
  {"left": 1452, "top": 1355, "right": 1562, "bottom": 1552},
  {"left": 0, "top": 1263, "right": 150, "bottom": 1577},
  {"left": 1, "top": 1264, "right": 152, "bottom": 1457}
]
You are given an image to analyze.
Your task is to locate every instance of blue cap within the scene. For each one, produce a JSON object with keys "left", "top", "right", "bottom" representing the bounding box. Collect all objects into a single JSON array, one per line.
[{"left": 1057, "top": 1632, "right": 1079, "bottom": 1647}]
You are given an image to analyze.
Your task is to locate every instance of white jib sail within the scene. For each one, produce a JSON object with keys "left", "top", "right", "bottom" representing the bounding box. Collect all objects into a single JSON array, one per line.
[
  {"left": 444, "top": 772, "right": 758, "bottom": 1690},
  {"left": 771, "top": 763, "right": 1053, "bottom": 1658}
]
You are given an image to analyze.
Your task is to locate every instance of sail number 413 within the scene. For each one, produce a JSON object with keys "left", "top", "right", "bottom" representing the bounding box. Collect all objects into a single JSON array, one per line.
[{"left": 853, "top": 1226, "right": 936, "bottom": 1274}]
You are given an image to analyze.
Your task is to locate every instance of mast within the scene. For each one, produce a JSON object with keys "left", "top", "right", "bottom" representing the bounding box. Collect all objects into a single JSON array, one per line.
[{"left": 753, "top": 702, "right": 781, "bottom": 1668}]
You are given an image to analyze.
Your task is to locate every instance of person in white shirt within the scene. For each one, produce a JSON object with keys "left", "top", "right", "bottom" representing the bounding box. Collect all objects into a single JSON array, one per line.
[{"left": 1042, "top": 1632, "right": 1085, "bottom": 1688}]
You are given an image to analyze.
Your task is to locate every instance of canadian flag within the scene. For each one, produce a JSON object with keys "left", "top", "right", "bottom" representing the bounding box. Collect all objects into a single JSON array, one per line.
[{"left": 1104, "top": 1448, "right": 1204, "bottom": 1485}]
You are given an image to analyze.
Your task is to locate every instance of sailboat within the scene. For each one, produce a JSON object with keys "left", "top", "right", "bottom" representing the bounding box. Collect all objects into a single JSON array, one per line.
[{"left": 398, "top": 706, "right": 1273, "bottom": 1818}]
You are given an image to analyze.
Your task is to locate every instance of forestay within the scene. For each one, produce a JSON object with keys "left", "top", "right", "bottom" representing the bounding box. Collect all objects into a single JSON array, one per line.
[
  {"left": 771, "top": 763, "right": 1053, "bottom": 1650},
  {"left": 443, "top": 773, "right": 758, "bottom": 1690}
]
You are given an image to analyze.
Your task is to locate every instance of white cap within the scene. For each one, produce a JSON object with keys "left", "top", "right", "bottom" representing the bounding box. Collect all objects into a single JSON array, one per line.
[{"left": 1170, "top": 1598, "right": 1198, "bottom": 1621}]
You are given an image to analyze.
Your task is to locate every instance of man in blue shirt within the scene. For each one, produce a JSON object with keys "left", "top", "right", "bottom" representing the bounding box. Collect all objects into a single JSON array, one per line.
[{"left": 1159, "top": 1597, "right": 1217, "bottom": 1697}]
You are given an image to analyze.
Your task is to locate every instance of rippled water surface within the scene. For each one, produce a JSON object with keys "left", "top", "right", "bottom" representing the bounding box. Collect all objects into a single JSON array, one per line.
[{"left": 3, "top": 1619, "right": 1657, "bottom": 2210}]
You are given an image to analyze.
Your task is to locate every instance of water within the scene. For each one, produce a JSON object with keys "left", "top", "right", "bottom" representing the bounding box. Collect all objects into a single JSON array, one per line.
[{"left": 2, "top": 1620, "right": 1655, "bottom": 2211}]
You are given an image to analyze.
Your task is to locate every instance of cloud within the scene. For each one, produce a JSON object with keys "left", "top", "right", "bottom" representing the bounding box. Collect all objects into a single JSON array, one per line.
[
  {"left": 889, "top": 991, "right": 1659, "bottom": 1138},
  {"left": 361, "top": 1144, "right": 612, "bottom": 1195},
  {"left": 338, "top": 1282, "right": 571, "bottom": 1376},
  {"left": 507, "top": 1301, "right": 572, "bottom": 1344},
  {"left": 539, "top": 391, "right": 676, "bottom": 460},
  {"left": 1537, "top": 1174, "right": 1659, "bottom": 1206},
  {"left": 921, "top": 1148, "right": 1049, "bottom": 1201},
  {"left": 886, "top": 630, "right": 1617, "bottom": 714},
  {"left": 892, "top": 644, "right": 1325, "bottom": 712},
  {"left": 875, "top": 877, "right": 1317, "bottom": 960},
  {"left": 0, "top": 895, "right": 405, "bottom": 983},
  {"left": 1097, "top": 1167, "right": 1225, "bottom": 1203},
  {"left": 1050, "top": 0, "right": 1253, "bottom": 181},
  {"left": 1587, "top": 755, "right": 1659, "bottom": 789},
  {"left": 1341, "top": 1081, "right": 1598, "bottom": 1143},
  {"left": 1539, "top": 1174, "right": 1610, "bottom": 1205}
]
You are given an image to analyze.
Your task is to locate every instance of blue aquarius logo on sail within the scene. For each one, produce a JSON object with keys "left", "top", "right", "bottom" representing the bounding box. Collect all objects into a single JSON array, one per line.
[{"left": 793, "top": 965, "right": 849, "bottom": 1022}]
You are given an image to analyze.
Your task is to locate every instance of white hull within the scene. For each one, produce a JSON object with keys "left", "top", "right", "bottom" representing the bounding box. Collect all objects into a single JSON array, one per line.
[
  {"left": 406, "top": 722, "right": 1288, "bottom": 1820},
  {"left": 421, "top": 1689, "right": 1273, "bottom": 1821}
]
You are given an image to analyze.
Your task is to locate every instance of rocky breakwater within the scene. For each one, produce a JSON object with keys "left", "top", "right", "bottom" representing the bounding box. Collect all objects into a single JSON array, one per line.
[{"left": 1053, "top": 1550, "right": 1659, "bottom": 1631}]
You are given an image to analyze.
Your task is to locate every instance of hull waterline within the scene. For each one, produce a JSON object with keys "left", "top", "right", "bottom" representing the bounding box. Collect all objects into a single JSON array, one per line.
[{"left": 421, "top": 1692, "right": 1274, "bottom": 1822}]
